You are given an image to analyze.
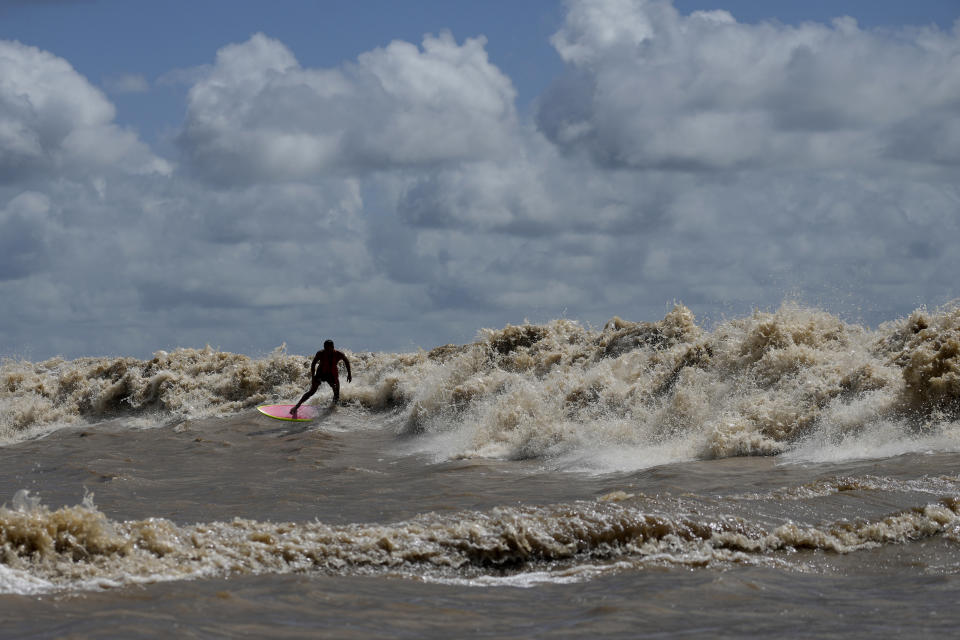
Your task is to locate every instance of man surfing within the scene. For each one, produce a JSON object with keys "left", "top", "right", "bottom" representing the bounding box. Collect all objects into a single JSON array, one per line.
[{"left": 291, "top": 339, "right": 352, "bottom": 415}]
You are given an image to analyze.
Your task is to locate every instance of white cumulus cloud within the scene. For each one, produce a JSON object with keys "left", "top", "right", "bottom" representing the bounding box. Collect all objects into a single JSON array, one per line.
[
  {"left": 3, "top": 1, "right": 960, "bottom": 360},
  {"left": 177, "top": 32, "right": 518, "bottom": 184},
  {"left": 539, "top": 1, "right": 960, "bottom": 172},
  {"left": 0, "top": 40, "right": 171, "bottom": 180}
]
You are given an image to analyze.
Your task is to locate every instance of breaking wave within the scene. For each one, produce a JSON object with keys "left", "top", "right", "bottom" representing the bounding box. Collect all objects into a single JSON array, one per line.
[
  {"left": 2, "top": 488, "right": 959, "bottom": 594},
  {"left": 357, "top": 302, "right": 960, "bottom": 466},
  {"left": 0, "top": 346, "right": 308, "bottom": 441},
  {"left": 4, "top": 302, "right": 960, "bottom": 465}
]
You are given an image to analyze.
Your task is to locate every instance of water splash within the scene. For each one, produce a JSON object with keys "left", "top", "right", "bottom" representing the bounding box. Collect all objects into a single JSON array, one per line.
[
  {"left": 2, "top": 489, "right": 959, "bottom": 594},
  {"left": 4, "top": 302, "right": 960, "bottom": 468}
]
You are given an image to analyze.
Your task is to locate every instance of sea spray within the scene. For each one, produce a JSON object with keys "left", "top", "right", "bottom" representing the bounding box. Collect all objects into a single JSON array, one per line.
[
  {"left": 4, "top": 303, "right": 960, "bottom": 464},
  {"left": 0, "top": 346, "right": 308, "bottom": 441},
  {"left": 3, "top": 488, "right": 960, "bottom": 593},
  {"left": 357, "top": 302, "right": 952, "bottom": 464}
]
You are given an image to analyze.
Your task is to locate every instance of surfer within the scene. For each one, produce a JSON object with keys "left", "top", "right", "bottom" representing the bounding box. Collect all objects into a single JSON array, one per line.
[{"left": 291, "top": 340, "right": 352, "bottom": 414}]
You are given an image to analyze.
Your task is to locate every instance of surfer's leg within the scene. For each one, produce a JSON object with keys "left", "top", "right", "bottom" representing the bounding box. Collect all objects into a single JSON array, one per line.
[
  {"left": 329, "top": 378, "right": 340, "bottom": 403},
  {"left": 292, "top": 380, "right": 321, "bottom": 414}
]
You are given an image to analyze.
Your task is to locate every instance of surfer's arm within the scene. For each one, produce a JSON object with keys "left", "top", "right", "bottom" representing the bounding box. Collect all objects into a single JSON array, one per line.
[
  {"left": 340, "top": 352, "right": 352, "bottom": 382},
  {"left": 310, "top": 351, "right": 322, "bottom": 378}
]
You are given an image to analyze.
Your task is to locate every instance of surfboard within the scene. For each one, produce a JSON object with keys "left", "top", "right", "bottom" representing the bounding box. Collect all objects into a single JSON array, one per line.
[{"left": 257, "top": 404, "right": 320, "bottom": 422}]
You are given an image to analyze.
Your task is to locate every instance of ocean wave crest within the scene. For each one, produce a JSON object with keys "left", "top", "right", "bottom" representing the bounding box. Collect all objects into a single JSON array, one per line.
[
  {"left": 4, "top": 303, "right": 960, "bottom": 465},
  {"left": 356, "top": 303, "right": 960, "bottom": 464},
  {"left": 2, "top": 489, "right": 958, "bottom": 594},
  {"left": 0, "top": 346, "right": 307, "bottom": 441}
]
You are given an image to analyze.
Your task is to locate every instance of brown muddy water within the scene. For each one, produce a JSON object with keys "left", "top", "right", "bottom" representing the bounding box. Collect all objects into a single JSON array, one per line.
[
  {"left": 1, "top": 408, "right": 959, "bottom": 638},
  {"left": 4, "top": 303, "right": 960, "bottom": 637}
]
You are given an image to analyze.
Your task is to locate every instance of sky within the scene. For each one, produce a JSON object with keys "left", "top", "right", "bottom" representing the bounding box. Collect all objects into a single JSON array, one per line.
[{"left": 1, "top": 0, "right": 959, "bottom": 360}]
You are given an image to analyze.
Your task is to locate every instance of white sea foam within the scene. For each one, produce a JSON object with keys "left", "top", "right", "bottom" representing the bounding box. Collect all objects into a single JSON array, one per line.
[
  {"left": 4, "top": 302, "right": 960, "bottom": 470},
  {"left": 782, "top": 419, "right": 960, "bottom": 465},
  {"left": 2, "top": 489, "right": 959, "bottom": 595},
  {"left": 358, "top": 301, "right": 960, "bottom": 469},
  {"left": 0, "top": 564, "right": 53, "bottom": 595}
]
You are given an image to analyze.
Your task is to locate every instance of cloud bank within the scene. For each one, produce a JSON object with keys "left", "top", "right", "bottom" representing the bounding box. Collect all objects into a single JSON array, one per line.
[
  {"left": 177, "top": 32, "right": 518, "bottom": 183},
  {"left": 1, "top": 0, "right": 959, "bottom": 359},
  {"left": 0, "top": 40, "right": 170, "bottom": 183},
  {"left": 541, "top": 2, "right": 960, "bottom": 171}
]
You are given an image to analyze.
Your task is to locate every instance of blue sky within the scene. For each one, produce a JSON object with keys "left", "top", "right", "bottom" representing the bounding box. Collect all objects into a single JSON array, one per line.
[
  {"left": 1, "top": 0, "right": 959, "bottom": 358},
  {"left": 3, "top": 0, "right": 956, "bottom": 143},
  {"left": 1, "top": 1, "right": 565, "bottom": 142}
]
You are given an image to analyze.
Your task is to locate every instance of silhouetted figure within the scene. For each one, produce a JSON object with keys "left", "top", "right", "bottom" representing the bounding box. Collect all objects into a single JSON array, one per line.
[{"left": 291, "top": 340, "right": 352, "bottom": 414}]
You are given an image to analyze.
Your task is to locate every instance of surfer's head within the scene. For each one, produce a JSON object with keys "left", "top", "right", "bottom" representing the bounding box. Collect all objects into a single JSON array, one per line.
[{"left": 324, "top": 339, "right": 334, "bottom": 350}]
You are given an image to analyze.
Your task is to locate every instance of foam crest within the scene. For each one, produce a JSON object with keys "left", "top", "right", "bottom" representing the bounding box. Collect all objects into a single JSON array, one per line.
[
  {"left": 731, "top": 474, "right": 960, "bottom": 501},
  {"left": 351, "top": 302, "right": 960, "bottom": 466},
  {"left": 2, "top": 491, "right": 959, "bottom": 594},
  {"left": 6, "top": 301, "right": 960, "bottom": 467},
  {"left": 889, "top": 305, "right": 960, "bottom": 411},
  {"left": 0, "top": 346, "right": 310, "bottom": 441}
]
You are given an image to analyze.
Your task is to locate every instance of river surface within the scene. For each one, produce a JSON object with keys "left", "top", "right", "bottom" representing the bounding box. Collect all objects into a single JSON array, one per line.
[
  {"left": 1, "top": 408, "right": 959, "bottom": 638},
  {"left": 3, "top": 304, "right": 960, "bottom": 637}
]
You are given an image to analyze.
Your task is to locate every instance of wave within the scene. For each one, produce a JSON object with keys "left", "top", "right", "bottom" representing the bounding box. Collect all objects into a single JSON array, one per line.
[
  {"left": 358, "top": 302, "right": 960, "bottom": 466},
  {"left": 4, "top": 302, "right": 960, "bottom": 465},
  {"left": 1, "top": 488, "right": 958, "bottom": 594},
  {"left": 0, "top": 346, "right": 308, "bottom": 441}
]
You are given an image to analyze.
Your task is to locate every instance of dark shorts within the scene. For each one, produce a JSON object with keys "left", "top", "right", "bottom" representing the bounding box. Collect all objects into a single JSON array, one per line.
[{"left": 313, "top": 372, "right": 338, "bottom": 386}]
